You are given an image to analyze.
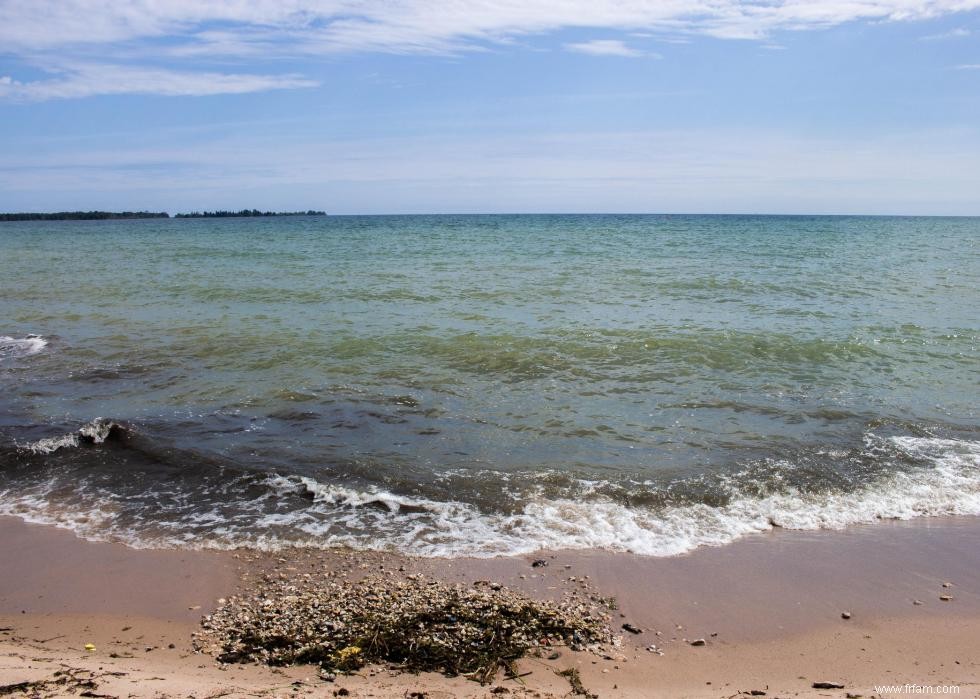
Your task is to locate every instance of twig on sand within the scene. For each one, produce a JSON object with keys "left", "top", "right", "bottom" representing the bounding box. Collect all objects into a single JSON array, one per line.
[{"left": 555, "top": 667, "right": 597, "bottom": 698}]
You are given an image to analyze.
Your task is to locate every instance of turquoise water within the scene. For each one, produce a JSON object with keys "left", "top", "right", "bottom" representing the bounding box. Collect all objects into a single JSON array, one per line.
[{"left": 1, "top": 214, "right": 978, "bottom": 555}]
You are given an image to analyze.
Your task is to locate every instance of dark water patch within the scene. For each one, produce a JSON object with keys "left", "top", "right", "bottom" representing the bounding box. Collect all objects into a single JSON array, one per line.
[{"left": 268, "top": 408, "right": 322, "bottom": 421}]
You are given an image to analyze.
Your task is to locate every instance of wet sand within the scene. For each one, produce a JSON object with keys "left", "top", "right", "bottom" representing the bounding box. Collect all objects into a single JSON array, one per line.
[{"left": 2, "top": 514, "right": 978, "bottom": 698}]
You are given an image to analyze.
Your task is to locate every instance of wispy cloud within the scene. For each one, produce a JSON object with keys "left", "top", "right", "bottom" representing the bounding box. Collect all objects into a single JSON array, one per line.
[
  {"left": 565, "top": 40, "right": 649, "bottom": 57},
  {"left": 954, "top": 63, "right": 980, "bottom": 69},
  {"left": 920, "top": 27, "right": 971, "bottom": 39},
  {"left": 0, "top": 64, "right": 318, "bottom": 102},
  {"left": 2, "top": 1, "right": 980, "bottom": 100}
]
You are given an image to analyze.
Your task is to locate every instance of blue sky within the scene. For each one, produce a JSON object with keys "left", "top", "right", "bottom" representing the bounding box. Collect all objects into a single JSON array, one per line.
[{"left": 1, "top": 1, "right": 979, "bottom": 215}]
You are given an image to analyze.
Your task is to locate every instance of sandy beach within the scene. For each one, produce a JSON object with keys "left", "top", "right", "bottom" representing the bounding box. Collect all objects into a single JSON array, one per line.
[{"left": 2, "top": 515, "right": 978, "bottom": 698}]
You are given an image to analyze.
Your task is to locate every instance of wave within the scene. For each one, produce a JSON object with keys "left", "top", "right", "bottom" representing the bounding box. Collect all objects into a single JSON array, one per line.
[
  {"left": 2, "top": 433, "right": 977, "bottom": 557},
  {"left": 18, "top": 418, "right": 123, "bottom": 454},
  {"left": 249, "top": 434, "right": 980, "bottom": 556},
  {"left": 0, "top": 334, "right": 47, "bottom": 359}
]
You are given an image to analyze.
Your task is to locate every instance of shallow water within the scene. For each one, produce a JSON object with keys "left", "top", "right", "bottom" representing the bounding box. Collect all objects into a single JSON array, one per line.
[{"left": 1, "top": 214, "right": 978, "bottom": 555}]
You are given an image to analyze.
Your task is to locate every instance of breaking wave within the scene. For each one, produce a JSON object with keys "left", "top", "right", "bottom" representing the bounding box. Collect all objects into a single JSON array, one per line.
[
  {"left": 1, "top": 432, "right": 977, "bottom": 558},
  {"left": 17, "top": 418, "right": 123, "bottom": 454},
  {"left": 0, "top": 334, "right": 47, "bottom": 360}
]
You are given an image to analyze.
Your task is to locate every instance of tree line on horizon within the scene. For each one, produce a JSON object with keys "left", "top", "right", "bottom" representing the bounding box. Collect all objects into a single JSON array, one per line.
[
  {"left": 0, "top": 209, "right": 326, "bottom": 222},
  {"left": 0, "top": 211, "right": 170, "bottom": 221},
  {"left": 174, "top": 209, "right": 325, "bottom": 218}
]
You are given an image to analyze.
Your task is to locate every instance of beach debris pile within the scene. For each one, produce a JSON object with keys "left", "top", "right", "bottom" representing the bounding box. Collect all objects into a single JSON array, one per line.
[{"left": 194, "top": 573, "right": 612, "bottom": 684}]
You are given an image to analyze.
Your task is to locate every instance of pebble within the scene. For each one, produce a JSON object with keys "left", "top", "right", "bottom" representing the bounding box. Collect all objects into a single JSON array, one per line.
[
  {"left": 841, "top": 611, "right": 852, "bottom": 619},
  {"left": 940, "top": 595, "right": 953, "bottom": 601},
  {"left": 689, "top": 638, "right": 706, "bottom": 647}
]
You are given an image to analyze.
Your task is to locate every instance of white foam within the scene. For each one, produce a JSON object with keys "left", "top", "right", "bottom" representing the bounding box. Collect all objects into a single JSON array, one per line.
[
  {"left": 18, "top": 418, "right": 120, "bottom": 454},
  {"left": 78, "top": 418, "right": 119, "bottom": 444},
  {"left": 292, "top": 476, "right": 440, "bottom": 514},
  {"left": 0, "top": 485, "right": 116, "bottom": 531},
  {"left": 0, "top": 334, "right": 47, "bottom": 359},
  {"left": 21, "top": 433, "right": 80, "bottom": 454}
]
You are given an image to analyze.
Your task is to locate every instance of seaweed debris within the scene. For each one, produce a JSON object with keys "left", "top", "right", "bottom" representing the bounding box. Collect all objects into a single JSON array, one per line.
[
  {"left": 194, "top": 574, "right": 612, "bottom": 684},
  {"left": 556, "top": 668, "right": 596, "bottom": 698},
  {"left": 0, "top": 668, "right": 120, "bottom": 698}
]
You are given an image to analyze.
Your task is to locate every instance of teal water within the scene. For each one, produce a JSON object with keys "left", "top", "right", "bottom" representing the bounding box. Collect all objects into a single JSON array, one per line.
[{"left": 1, "top": 214, "right": 978, "bottom": 555}]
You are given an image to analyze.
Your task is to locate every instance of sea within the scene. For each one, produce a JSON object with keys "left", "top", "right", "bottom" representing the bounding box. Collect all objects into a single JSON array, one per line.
[{"left": 1, "top": 214, "right": 978, "bottom": 557}]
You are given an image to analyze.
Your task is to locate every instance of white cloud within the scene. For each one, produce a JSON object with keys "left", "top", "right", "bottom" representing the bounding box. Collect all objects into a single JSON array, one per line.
[
  {"left": 1, "top": 2, "right": 979, "bottom": 100},
  {"left": 954, "top": 63, "right": 980, "bottom": 68},
  {"left": 0, "top": 64, "right": 318, "bottom": 102},
  {"left": 565, "top": 39, "right": 648, "bottom": 57},
  {"left": 2, "top": 1, "right": 979, "bottom": 54}
]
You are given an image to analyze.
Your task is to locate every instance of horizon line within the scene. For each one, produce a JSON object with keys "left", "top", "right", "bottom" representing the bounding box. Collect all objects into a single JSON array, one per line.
[{"left": 3, "top": 211, "right": 980, "bottom": 219}]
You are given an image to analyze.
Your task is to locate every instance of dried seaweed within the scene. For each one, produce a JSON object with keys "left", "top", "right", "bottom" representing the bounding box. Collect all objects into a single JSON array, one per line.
[{"left": 195, "top": 574, "right": 611, "bottom": 684}]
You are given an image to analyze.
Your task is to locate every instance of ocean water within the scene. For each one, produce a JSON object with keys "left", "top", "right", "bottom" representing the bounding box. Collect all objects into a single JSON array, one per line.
[{"left": 1, "top": 214, "right": 978, "bottom": 556}]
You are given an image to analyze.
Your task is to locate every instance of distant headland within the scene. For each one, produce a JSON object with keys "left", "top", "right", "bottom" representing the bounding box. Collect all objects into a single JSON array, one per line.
[
  {"left": 0, "top": 211, "right": 169, "bottom": 221},
  {"left": 0, "top": 209, "right": 326, "bottom": 222}
]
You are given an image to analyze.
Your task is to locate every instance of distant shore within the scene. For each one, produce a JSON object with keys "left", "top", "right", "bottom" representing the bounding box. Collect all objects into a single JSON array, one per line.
[
  {"left": 2, "top": 515, "right": 978, "bottom": 698},
  {"left": 0, "top": 209, "right": 325, "bottom": 221}
]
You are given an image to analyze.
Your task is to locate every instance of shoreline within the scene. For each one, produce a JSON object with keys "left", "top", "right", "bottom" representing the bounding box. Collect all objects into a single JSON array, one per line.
[{"left": 2, "top": 514, "right": 979, "bottom": 697}]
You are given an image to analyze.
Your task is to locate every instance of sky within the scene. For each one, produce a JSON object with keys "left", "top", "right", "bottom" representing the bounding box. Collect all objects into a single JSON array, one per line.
[{"left": 1, "top": 1, "right": 979, "bottom": 215}]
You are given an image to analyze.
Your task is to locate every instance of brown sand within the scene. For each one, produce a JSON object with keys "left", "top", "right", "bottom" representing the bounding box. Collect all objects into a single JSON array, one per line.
[{"left": 1, "top": 514, "right": 978, "bottom": 698}]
